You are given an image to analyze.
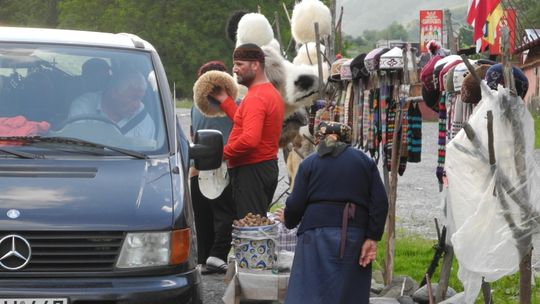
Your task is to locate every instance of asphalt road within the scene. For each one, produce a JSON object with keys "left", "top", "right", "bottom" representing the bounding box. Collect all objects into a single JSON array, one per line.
[{"left": 176, "top": 108, "right": 540, "bottom": 304}]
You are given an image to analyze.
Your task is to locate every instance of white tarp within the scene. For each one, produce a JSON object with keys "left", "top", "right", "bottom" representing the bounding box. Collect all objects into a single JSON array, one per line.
[{"left": 445, "top": 81, "right": 540, "bottom": 303}]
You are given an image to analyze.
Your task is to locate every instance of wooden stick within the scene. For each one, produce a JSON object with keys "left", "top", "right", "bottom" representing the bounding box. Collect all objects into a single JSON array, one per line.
[
  {"left": 282, "top": 2, "right": 291, "bottom": 25},
  {"left": 459, "top": 54, "right": 481, "bottom": 83},
  {"left": 314, "top": 22, "right": 324, "bottom": 100},
  {"left": 274, "top": 11, "right": 283, "bottom": 55}
]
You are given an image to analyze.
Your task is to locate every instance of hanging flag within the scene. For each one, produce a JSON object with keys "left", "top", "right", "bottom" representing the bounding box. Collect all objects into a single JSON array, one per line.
[
  {"left": 467, "top": 0, "right": 502, "bottom": 52},
  {"left": 485, "top": 3, "right": 504, "bottom": 45},
  {"left": 490, "top": 9, "right": 516, "bottom": 55}
]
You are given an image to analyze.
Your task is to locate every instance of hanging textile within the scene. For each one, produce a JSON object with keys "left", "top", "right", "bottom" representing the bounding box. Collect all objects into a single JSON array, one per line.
[
  {"left": 399, "top": 98, "right": 409, "bottom": 175},
  {"left": 436, "top": 93, "right": 447, "bottom": 186},
  {"left": 362, "top": 90, "right": 371, "bottom": 150},
  {"left": 384, "top": 97, "right": 397, "bottom": 172},
  {"left": 407, "top": 101, "right": 422, "bottom": 163}
]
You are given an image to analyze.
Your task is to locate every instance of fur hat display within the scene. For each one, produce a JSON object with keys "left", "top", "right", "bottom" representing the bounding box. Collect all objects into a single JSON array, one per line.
[
  {"left": 226, "top": 10, "right": 248, "bottom": 43},
  {"left": 340, "top": 59, "right": 353, "bottom": 80},
  {"left": 236, "top": 13, "right": 274, "bottom": 47},
  {"left": 193, "top": 70, "right": 238, "bottom": 117},
  {"left": 293, "top": 42, "right": 325, "bottom": 65},
  {"left": 291, "top": 0, "right": 332, "bottom": 43},
  {"left": 265, "top": 38, "right": 282, "bottom": 54},
  {"left": 379, "top": 47, "right": 404, "bottom": 70},
  {"left": 484, "top": 63, "right": 529, "bottom": 98},
  {"left": 438, "top": 58, "right": 462, "bottom": 91},
  {"left": 460, "top": 64, "right": 491, "bottom": 104}
]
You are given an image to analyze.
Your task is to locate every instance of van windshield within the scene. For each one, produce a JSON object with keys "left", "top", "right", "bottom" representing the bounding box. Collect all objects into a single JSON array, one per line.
[{"left": 0, "top": 43, "right": 167, "bottom": 154}]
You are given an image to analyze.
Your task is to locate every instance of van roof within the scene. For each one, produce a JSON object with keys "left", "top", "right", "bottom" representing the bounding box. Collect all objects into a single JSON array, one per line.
[{"left": 0, "top": 26, "right": 155, "bottom": 50}]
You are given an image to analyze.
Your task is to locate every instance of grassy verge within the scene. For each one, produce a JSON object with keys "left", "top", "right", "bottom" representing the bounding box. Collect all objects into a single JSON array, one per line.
[
  {"left": 175, "top": 98, "right": 192, "bottom": 109},
  {"left": 375, "top": 232, "right": 540, "bottom": 303}
]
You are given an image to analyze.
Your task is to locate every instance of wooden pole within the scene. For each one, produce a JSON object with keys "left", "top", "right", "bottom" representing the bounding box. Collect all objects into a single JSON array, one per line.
[
  {"left": 501, "top": 25, "right": 532, "bottom": 304},
  {"left": 328, "top": 0, "right": 336, "bottom": 61},
  {"left": 314, "top": 22, "right": 324, "bottom": 100},
  {"left": 274, "top": 11, "right": 283, "bottom": 55},
  {"left": 444, "top": 9, "right": 457, "bottom": 54}
]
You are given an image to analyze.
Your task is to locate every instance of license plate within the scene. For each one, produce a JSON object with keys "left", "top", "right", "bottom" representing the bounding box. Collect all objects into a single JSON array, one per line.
[{"left": 0, "top": 299, "right": 67, "bottom": 304}]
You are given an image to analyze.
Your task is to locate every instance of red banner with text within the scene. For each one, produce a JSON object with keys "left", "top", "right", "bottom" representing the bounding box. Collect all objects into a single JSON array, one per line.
[{"left": 420, "top": 10, "right": 444, "bottom": 53}]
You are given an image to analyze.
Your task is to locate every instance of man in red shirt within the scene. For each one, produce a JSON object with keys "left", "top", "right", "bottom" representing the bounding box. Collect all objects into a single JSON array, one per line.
[{"left": 210, "top": 43, "right": 285, "bottom": 219}]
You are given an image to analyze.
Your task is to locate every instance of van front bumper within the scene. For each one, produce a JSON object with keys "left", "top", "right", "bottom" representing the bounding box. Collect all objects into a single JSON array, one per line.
[{"left": 0, "top": 268, "right": 201, "bottom": 304}]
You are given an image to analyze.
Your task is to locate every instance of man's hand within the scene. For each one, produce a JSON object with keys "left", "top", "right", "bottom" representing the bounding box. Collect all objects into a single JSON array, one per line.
[
  {"left": 208, "top": 86, "right": 228, "bottom": 103},
  {"left": 359, "top": 239, "right": 377, "bottom": 267}
]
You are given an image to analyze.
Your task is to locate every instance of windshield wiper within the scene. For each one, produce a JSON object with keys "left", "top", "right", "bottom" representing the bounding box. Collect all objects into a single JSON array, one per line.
[
  {"left": 0, "top": 136, "right": 148, "bottom": 159},
  {"left": 0, "top": 147, "right": 42, "bottom": 159}
]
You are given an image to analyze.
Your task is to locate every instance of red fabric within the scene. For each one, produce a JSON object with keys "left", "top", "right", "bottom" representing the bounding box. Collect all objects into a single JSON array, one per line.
[
  {"left": 0, "top": 116, "right": 50, "bottom": 136},
  {"left": 220, "top": 83, "right": 285, "bottom": 168}
]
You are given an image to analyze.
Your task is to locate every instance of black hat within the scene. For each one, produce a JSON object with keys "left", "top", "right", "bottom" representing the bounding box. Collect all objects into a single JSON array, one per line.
[
  {"left": 422, "top": 86, "right": 440, "bottom": 113},
  {"left": 226, "top": 10, "right": 249, "bottom": 43},
  {"left": 350, "top": 53, "right": 369, "bottom": 80}
]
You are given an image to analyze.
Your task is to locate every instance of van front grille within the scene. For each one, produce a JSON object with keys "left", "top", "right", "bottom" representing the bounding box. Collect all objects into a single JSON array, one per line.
[{"left": 0, "top": 231, "right": 124, "bottom": 274}]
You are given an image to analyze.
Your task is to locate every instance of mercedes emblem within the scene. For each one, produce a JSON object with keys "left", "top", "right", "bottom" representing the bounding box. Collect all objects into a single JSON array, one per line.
[
  {"left": 0, "top": 235, "right": 32, "bottom": 270},
  {"left": 6, "top": 209, "right": 20, "bottom": 219}
]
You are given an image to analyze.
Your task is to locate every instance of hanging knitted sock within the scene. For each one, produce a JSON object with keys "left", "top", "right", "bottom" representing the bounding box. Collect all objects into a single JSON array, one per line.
[
  {"left": 407, "top": 101, "right": 422, "bottom": 163},
  {"left": 385, "top": 99, "right": 396, "bottom": 172},
  {"left": 398, "top": 99, "right": 409, "bottom": 176},
  {"left": 362, "top": 90, "right": 371, "bottom": 150},
  {"left": 372, "top": 90, "right": 381, "bottom": 163},
  {"left": 436, "top": 93, "right": 447, "bottom": 186}
]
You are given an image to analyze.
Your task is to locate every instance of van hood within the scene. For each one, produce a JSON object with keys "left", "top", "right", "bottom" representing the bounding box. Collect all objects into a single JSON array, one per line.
[{"left": 0, "top": 158, "right": 175, "bottom": 231}]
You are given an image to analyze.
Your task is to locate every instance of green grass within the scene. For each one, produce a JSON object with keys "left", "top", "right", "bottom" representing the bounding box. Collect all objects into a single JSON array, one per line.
[
  {"left": 375, "top": 232, "right": 540, "bottom": 303},
  {"left": 175, "top": 98, "right": 192, "bottom": 109},
  {"left": 535, "top": 114, "right": 540, "bottom": 149}
]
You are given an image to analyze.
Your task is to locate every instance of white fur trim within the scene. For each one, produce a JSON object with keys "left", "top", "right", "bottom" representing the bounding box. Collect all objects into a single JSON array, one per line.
[
  {"left": 291, "top": 0, "right": 332, "bottom": 43},
  {"left": 265, "top": 38, "right": 282, "bottom": 54},
  {"left": 261, "top": 45, "right": 287, "bottom": 98},
  {"left": 193, "top": 71, "right": 238, "bottom": 117},
  {"left": 236, "top": 13, "right": 274, "bottom": 47}
]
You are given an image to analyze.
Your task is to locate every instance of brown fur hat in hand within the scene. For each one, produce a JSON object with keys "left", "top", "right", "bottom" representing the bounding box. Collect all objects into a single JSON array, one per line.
[{"left": 193, "top": 70, "right": 238, "bottom": 117}]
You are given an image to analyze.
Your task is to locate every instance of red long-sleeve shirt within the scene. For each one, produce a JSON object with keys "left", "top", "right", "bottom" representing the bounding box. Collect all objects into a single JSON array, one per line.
[{"left": 220, "top": 82, "right": 284, "bottom": 168}]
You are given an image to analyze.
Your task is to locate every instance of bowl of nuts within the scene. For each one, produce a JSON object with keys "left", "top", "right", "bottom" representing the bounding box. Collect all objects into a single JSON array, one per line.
[{"left": 232, "top": 212, "right": 278, "bottom": 270}]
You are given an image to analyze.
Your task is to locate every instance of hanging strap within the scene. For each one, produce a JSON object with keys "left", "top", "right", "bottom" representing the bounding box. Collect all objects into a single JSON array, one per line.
[{"left": 340, "top": 202, "right": 357, "bottom": 259}]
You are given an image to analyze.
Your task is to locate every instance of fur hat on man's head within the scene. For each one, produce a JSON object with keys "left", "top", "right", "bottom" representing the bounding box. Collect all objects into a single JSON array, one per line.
[
  {"left": 291, "top": 0, "right": 331, "bottom": 43},
  {"left": 226, "top": 10, "right": 248, "bottom": 43},
  {"left": 236, "top": 13, "right": 274, "bottom": 47},
  {"left": 193, "top": 70, "right": 238, "bottom": 117}
]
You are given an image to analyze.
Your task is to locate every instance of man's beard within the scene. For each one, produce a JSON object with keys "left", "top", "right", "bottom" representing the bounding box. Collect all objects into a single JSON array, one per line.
[{"left": 236, "top": 70, "right": 255, "bottom": 87}]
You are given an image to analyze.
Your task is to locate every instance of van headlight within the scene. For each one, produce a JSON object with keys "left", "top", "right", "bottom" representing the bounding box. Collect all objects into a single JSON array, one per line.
[{"left": 116, "top": 229, "right": 191, "bottom": 268}]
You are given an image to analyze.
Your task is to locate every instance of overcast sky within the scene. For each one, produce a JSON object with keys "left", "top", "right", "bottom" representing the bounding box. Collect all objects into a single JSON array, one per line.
[{"left": 337, "top": 0, "right": 466, "bottom": 37}]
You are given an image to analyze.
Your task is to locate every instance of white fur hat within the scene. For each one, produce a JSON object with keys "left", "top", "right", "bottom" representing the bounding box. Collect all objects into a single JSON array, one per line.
[
  {"left": 285, "top": 64, "right": 319, "bottom": 108},
  {"left": 193, "top": 71, "right": 238, "bottom": 117},
  {"left": 236, "top": 13, "right": 274, "bottom": 47},
  {"left": 293, "top": 42, "right": 325, "bottom": 65},
  {"left": 291, "top": 0, "right": 332, "bottom": 44}
]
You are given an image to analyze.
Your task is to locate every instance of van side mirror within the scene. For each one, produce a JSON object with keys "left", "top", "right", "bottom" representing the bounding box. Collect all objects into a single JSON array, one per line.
[{"left": 190, "top": 129, "right": 223, "bottom": 170}]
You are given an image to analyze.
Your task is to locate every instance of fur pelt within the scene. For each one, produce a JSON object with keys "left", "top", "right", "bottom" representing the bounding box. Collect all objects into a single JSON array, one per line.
[
  {"left": 291, "top": 0, "right": 332, "bottom": 44},
  {"left": 262, "top": 45, "right": 287, "bottom": 99},
  {"left": 279, "top": 107, "right": 308, "bottom": 148},
  {"left": 286, "top": 125, "right": 315, "bottom": 191},
  {"left": 193, "top": 71, "right": 238, "bottom": 117},
  {"left": 236, "top": 13, "right": 274, "bottom": 47},
  {"left": 226, "top": 10, "right": 248, "bottom": 43},
  {"left": 284, "top": 63, "right": 319, "bottom": 111},
  {"left": 266, "top": 38, "right": 282, "bottom": 54}
]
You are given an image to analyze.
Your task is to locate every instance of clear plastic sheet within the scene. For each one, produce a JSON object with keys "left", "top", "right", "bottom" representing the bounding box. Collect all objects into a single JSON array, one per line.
[{"left": 445, "top": 82, "right": 540, "bottom": 303}]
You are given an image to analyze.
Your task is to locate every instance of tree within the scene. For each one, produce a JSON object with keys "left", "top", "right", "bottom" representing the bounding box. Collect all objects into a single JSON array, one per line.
[{"left": 0, "top": 0, "right": 58, "bottom": 27}]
